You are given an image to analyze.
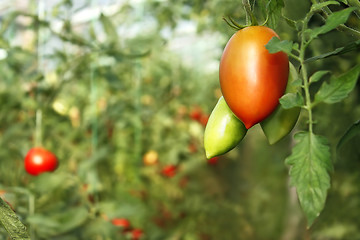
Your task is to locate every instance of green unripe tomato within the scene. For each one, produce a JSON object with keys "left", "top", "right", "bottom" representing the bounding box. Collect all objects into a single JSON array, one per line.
[
  {"left": 204, "top": 96, "right": 247, "bottom": 159},
  {"left": 260, "top": 63, "right": 301, "bottom": 144}
]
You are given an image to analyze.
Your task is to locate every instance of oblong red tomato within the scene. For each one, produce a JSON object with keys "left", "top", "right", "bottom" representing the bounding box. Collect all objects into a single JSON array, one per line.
[{"left": 219, "top": 26, "right": 289, "bottom": 129}]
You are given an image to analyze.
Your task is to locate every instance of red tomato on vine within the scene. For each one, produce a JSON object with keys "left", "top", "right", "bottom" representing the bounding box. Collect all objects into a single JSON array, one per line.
[
  {"left": 219, "top": 26, "right": 289, "bottom": 129},
  {"left": 24, "top": 147, "right": 58, "bottom": 176}
]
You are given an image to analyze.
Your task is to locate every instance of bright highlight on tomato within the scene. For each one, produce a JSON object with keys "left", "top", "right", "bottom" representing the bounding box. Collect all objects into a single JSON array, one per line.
[
  {"left": 219, "top": 26, "right": 289, "bottom": 129},
  {"left": 24, "top": 147, "right": 58, "bottom": 176}
]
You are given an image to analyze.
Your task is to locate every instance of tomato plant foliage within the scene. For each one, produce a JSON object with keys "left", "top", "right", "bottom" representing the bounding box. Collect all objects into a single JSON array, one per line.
[{"left": 264, "top": 1, "right": 360, "bottom": 227}]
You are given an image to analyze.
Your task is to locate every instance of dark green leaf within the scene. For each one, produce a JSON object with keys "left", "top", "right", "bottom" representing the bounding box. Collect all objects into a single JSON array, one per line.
[
  {"left": 314, "top": 65, "right": 360, "bottom": 104},
  {"left": 285, "top": 132, "right": 332, "bottom": 227},
  {"left": 305, "top": 40, "right": 360, "bottom": 63},
  {"left": 0, "top": 197, "right": 30, "bottom": 239},
  {"left": 266, "top": 37, "right": 293, "bottom": 55},
  {"left": 279, "top": 92, "right": 304, "bottom": 109},
  {"left": 337, "top": 120, "right": 360, "bottom": 152},
  {"left": 348, "top": 0, "right": 360, "bottom": 17},
  {"left": 309, "top": 7, "right": 357, "bottom": 40},
  {"left": 309, "top": 70, "right": 330, "bottom": 84},
  {"left": 310, "top": 1, "right": 340, "bottom": 12}
]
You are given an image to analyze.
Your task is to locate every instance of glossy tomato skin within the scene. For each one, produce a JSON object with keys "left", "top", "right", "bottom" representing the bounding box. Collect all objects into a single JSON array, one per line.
[
  {"left": 24, "top": 147, "right": 58, "bottom": 176},
  {"left": 220, "top": 26, "right": 289, "bottom": 129}
]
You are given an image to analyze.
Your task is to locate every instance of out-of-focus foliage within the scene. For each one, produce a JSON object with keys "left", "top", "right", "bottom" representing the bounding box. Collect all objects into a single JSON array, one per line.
[{"left": 0, "top": 0, "right": 359, "bottom": 239}]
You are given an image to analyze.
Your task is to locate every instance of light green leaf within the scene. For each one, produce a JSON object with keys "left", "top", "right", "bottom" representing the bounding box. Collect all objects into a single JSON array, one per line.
[
  {"left": 0, "top": 197, "right": 30, "bottom": 239},
  {"left": 314, "top": 65, "right": 360, "bottom": 104},
  {"left": 309, "top": 70, "right": 330, "bottom": 84},
  {"left": 310, "top": 1, "right": 340, "bottom": 12},
  {"left": 309, "top": 7, "right": 357, "bottom": 40},
  {"left": 99, "top": 13, "right": 118, "bottom": 43},
  {"left": 305, "top": 40, "right": 360, "bottom": 63},
  {"left": 279, "top": 92, "right": 304, "bottom": 109},
  {"left": 266, "top": 37, "right": 294, "bottom": 55},
  {"left": 291, "top": 78, "right": 303, "bottom": 88},
  {"left": 285, "top": 132, "right": 332, "bottom": 226}
]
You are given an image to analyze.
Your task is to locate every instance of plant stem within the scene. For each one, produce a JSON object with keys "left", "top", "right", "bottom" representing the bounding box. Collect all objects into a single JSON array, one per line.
[
  {"left": 300, "top": 17, "right": 314, "bottom": 134},
  {"left": 242, "top": 0, "right": 257, "bottom": 26},
  {"left": 35, "top": 109, "right": 42, "bottom": 146}
]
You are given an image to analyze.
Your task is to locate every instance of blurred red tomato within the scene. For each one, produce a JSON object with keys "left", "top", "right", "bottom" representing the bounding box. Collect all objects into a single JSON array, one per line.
[
  {"left": 131, "top": 228, "right": 144, "bottom": 240},
  {"left": 207, "top": 156, "right": 219, "bottom": 165},
  {"left": 111, "top": 218, "right": 130, "bottom": 229},
  {"left": 161, "top": 165, "right": 177, "bottom": 178},
  {"left": 189, "top": 106, "right": 203, "bottom": 121},
  {"left": 199, "top": 114, "right": 209, "bottom": 127},
  {"left": 24, "top": 147, "right": 58, "bottom": 176}
]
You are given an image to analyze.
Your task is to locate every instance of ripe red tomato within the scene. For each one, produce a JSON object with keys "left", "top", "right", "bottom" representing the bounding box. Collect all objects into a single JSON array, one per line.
[
  {"left": 111, "top": 218, "right": 130, "bottom": 229},
  {"left": 161, "top": 165, "right": 177, "bottom": 178},
  {"left": 219, "top": 26, "right": 289, "bottom": 129},
  {"left": 24, "top": 147, "right": 58, "bottom": 176}
]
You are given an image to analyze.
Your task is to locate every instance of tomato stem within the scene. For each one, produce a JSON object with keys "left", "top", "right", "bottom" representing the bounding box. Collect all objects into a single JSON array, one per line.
[
  {"left": 35, "top": 109, "right": 43, "bottom": 147},
  {"left": 242, "top": 0, "right": 258, "bottom": 26},
  {"left": 299, "top": 14, "right": 314, "bottom": 134}
]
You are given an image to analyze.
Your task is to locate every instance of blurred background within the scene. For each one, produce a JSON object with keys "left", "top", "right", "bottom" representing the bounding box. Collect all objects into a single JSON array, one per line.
[{"left": 0, "top": 0, "right": 359, "bottom": 239}]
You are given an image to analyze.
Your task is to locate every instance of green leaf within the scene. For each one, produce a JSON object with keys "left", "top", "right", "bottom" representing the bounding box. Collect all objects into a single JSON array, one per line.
[
  {"left": 314, "top": 65, "right": 360, "bottom": 104},
  {"left": 291, "top": 79, "right": 303, "bottom": 88},
  {"left": 337, "top": 120, "right": 360, "bottom": 152},
  {"left": 309, "top": 70, "right": 330, "bottom": 84},
  {"left": 310, "top": 1, "right": 340, "bottom": 12},
  {"left": 266, "top": 37, "right": 294, "bottom": 55},
  {"left": 279, "top": 92, "right": 304, "bottom": 109},
  {"left": 0, "top": 197, "right": 30, "bottom": 239},
  {"left": 283, "top": 16, "right": 298, "bottom": 30},
  {"left": 305, "top": 40, "right": 360, "bottom": 63},
  {"left": 261, "top": 0, "right": 285, "bottom": 29},
  {"left": 285, "top": 132, "right": 332, "bottom": 226},
  {"left": 309, "top": 7, "right": 357, "bottom": 40},
  {"left": 99, "top": 13, "right": 118, "bottom": 44}
]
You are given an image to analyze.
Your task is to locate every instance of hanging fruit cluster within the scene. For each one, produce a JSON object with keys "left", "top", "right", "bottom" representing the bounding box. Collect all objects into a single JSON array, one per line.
[{"left": 204, "top": 25, "right": 300, "bottom": 158}]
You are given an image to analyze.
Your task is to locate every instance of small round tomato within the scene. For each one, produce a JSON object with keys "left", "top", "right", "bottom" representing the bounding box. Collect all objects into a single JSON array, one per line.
[
  {"left": 161, "top": 165, "right": 177, "bottom": 178},
  {"left": 219, "top": 26, "right": 289, "bottom": 129},
  {"left": 24, "top": 147, "right": 58, "bottom": 176},
  {"left": 111, "top": 218, "right": 130, "bottom": 229}
]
